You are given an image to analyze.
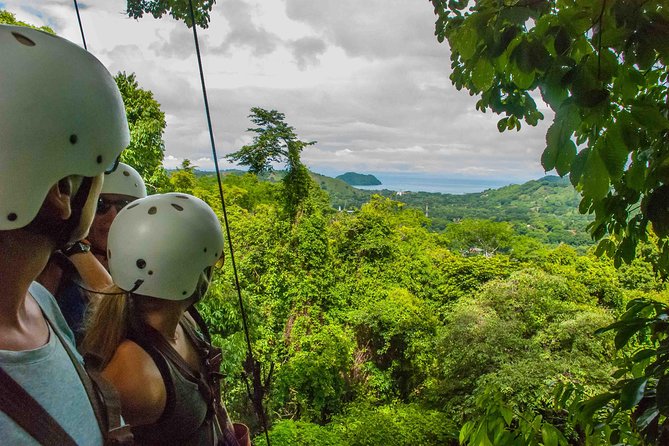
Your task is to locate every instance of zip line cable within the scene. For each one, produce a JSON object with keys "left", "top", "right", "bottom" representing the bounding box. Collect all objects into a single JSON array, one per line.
[
  {"left": 72, "top": 0, "right": 87, "bottom": 50},
  {"left": 183, "top": 3, "right": 271, "bottom": 444},
  {"left": 71, "top": 2, "right": 271, "bottom": 443}
]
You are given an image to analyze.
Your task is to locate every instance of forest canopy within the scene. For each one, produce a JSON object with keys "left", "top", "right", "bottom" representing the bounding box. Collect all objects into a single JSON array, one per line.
[{"left": 430, "top": 0, "right": 669, "bottom": 276}]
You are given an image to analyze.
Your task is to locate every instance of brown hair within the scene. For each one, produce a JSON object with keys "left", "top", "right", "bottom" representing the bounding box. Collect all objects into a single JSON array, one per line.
[
  {"left": 82, "top": 288, "right": 180, "bottom": 367},
  {"left": 81, "top": 285, "right": 130, "bottom": 367}
]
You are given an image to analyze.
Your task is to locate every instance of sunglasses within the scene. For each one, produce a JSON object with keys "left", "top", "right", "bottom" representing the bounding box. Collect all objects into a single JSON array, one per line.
[{"left": 96, "top": 197, "right": 132, "bottom": 215}]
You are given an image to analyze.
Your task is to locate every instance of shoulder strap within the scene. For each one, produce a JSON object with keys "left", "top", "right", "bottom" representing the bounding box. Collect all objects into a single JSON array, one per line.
[
  {"left": 186, "top": 308, "right": 243, "bottom": 446},
  {"left": 126, "top": 329, "right": 177, "bottom": 425},
  {"left": 0, "top": 366, "right": 78, "bottom": 446},
  {"left": 188, "top": 305, "right": 212, "bottom": 343},
  {"left": 42, "top": 307, "right": 133, "bottom": 445}
]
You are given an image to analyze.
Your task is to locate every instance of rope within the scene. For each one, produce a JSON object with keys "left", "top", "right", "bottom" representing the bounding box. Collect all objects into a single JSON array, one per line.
[
  {"left": 185, "top": 2, "right": 271, "bottom": 444},
  {"left": 72, "top": 0, "right": 87, "bottom": 50}
]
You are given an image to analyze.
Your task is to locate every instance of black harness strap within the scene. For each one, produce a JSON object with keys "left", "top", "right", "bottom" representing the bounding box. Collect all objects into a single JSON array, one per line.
[
  {"left": 126, "top": 329, "right": 178, "bottom": 425},
  {"left": 0, "top": 366, "right": 78, "bottom": 446}
]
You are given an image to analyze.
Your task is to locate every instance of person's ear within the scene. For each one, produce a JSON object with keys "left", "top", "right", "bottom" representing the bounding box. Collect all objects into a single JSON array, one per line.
[{"left": 43, "top": 178, "right": 74, "bottom": 220}]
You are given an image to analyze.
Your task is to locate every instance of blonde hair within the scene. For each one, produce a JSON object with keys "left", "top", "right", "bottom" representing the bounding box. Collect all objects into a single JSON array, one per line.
[
  {"left": 82, "top": 287, "right": 179, "bottom": 367},
  {"left": 81, "top": 285, "right": 130, "bottom": 367}
]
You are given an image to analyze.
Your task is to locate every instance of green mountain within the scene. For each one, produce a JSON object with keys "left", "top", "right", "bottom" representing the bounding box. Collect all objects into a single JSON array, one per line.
[
  {"left": 196, "top": 170, "right": 591, "bottom": 246},
  {"left": 336, "top": 172, "right": 382, "bottom": 186},
  {"left": 318, "top": 174, "right": 593, "bottom": 246}
]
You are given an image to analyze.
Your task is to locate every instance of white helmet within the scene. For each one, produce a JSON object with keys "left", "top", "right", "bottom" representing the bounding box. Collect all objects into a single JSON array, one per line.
[
  {"left": 101, "top": 163, "right": 147, "bottom": 199},
  {"left": 107, "top": 193, "right": 225, "bottom": 300},
  {"left": 0, "top": 25, "right": 129, "bottom": 230}
]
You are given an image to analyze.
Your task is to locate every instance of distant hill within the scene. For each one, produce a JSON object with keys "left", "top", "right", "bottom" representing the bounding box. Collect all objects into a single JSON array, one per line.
[
  {"left": 374, "top": 176, "right": 593, "bottom": 246},
  {"left": 193, "top": 169, "right": 591, "bottom": 247},
  {"left": 336, "top": 172, "right": 382, "bottom": 186}
]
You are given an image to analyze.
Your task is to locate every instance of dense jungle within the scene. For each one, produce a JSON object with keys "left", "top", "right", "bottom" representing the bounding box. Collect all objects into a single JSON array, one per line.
[{"left": 174, "top": 164, "right": 668, "bottom": 446}]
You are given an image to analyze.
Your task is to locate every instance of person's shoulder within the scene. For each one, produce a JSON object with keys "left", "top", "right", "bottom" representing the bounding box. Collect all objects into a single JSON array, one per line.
[
  {"left": 29, "top": 281, "right": 79, "bottom": 349},
  {"left": 29, "top": 281, "right": 58, "bottom": 309},
  {"left": 103, "top": 339, "right": 162, "bottom": 387},
  {"left": 102, "top": 339, "right": 166, "bottom": 425}
]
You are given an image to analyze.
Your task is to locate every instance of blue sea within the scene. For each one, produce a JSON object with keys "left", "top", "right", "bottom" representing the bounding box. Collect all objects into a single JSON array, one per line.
[{"left": 349, "top": 172, "right": 517, "bottom": 195}]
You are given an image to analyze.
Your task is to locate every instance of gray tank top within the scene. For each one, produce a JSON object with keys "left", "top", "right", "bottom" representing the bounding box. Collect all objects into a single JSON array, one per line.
[{"left": 129, "top": 321, "right": 220, "bottom": 445}]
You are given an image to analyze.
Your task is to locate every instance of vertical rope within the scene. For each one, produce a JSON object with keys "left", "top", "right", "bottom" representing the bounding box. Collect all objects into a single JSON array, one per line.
[
  {"left": 185, "top": 2, "right": 271, "bottom": 444},
  {"left": 73, "top": 0, "right": 87, "bottom": 50}
]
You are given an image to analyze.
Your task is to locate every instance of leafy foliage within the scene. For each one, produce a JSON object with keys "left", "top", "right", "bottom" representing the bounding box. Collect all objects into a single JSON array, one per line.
[
  {"left": 430, "top": 0, "right": 669, "bottom": 274},
  {"left": 125, "top": 0, "right": 215, "bottom": 28},
  {"left": 114, "top": 72, "right": 169, "bottom": 193},
  {"left": 575, "top": 298, "right": 669, "bottom": 444},
  {"left": 226, "top": 108, "right": 317, "bottom": 221},
  {"left": 444, "top": 219, "right": 515, "bottom": 256},
  {"left": 0, "top": 10, "right": 54, "bottom": 33}
]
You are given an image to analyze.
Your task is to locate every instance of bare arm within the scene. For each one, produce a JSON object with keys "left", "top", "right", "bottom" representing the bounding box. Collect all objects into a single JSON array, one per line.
[
  {"left": 67, "top": 250, "right": 112, "bottom": 292},
  {"left": 102, "top": 340, "right": 167, "bottom": 427}
]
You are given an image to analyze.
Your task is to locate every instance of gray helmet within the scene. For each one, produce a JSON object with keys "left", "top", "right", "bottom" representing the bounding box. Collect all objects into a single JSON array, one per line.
[
  {"left": 108, "top": 193, "right": 225, "bottom": 300},
  {"left": 101, "top": 163, "right": 147, "bottom": 199},
  {"left": 0, "top": 25, "right": 129, "bottom": 230}
]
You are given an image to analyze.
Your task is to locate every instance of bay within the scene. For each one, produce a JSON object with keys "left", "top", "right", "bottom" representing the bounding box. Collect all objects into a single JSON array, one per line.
[{"left": 351, "top": 172, "right": 515, "bottom": 194}]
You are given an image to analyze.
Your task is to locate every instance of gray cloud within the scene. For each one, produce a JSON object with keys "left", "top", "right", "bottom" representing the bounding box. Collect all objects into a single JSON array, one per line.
[
  {"left": 215, "top": 0, "right": 280, "bottom": 57},
  {"left": 2, "top": 0, "right": 554, "bottom": 184},
  {"left": 149, "top": 25, "right": 200, "bottom": 59},
  {"left": 290, "top": 36, "right": 327, "bottom": 70},
  {"left": 285, "top": 0, "right": 443, "bottom": 59}
]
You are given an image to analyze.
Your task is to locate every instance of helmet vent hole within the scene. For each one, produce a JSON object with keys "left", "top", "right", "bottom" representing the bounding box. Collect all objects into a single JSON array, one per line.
[
  {"left": 69, "top": 134, "right": 78, "bottom": 144},
  {"left": 7, "top": 213, "right": 17, "bottom": 222},
  {"left": 175, "top": 195, "right": 189, "bottom": 199},
  {"left": 108, "top": 249, "right": 112, "bottom": 259},
  {"left": 136, "top": 259, "right": 146, "bottom": 269},
  {"left": 126, "top": 203, "right": 140, "bottom": 210},
  {"left": 148, "top": 270, "right": 153, "bottom": 275},
  {"left": 148, "top": 206, "right": 157, "bottom": 215},
  {"left": 171, "top": 204, "right": 184, "bottom": 211},
  {"left": 214, "top": 252, "right": 218, "bottom": 257},
  {"left": 182, "top": 291, "right": 187, "bottom": 295},
  {"left": 203, "top": 248, "right": 207, "bottom": 253},
  {"left": 12, "top": 32, "right": 35, "bottom": 46},
  {"left": 96, "top": 155, "right": 103, "bottom": 164},
  {"left": 123, "top": 170, "right": 130, "bottom": 176}
]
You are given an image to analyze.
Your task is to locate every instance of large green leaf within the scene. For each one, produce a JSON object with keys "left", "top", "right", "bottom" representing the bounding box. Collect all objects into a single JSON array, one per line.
[
  {"left": 600, "top": 125, "right": 628, "bottom": 180},
  {"left": 451, "top": 23, "right": 479, "bottom": 60},
  {"left": 581, "top": 148, "right": 610, "bottom": 200},
  {"left": 620, "top": 377, "right": 648, "bottom": 410},
  {"left": 657, "top": 375, "right": 669, "bottom": 416},
  {"left": 631, "top": 105, "right": 669, "bottom": 132},
  {"left": 472, "top": 58, "right": 495, "bottom": 91}
]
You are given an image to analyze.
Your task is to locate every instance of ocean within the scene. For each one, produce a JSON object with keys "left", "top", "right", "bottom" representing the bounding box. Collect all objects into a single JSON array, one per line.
[{"left": 350, "top": 172, "right": 518, "bottom": 195}]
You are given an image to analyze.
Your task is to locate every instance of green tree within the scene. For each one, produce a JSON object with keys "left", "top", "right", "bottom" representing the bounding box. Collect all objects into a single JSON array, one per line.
[
  {"left": 430, "top": 0, "right": 669, "bottom": 274},
  {"left": 126, "top": 0, "right": 215, "bottom": 28},
  {"left": 169, "top": 159, "right": 197, "bottom": 193},
  {"left": 114, "top": 72, "right": 168, "bottom": 192},
  {"left": 227, "top": 107, "right": 316, "bottom": 221},
  {"left": 0, "top": 10, "right": 54, "bottom": 33},
  {"left": 444, "top": 219, "right": 515, "bottom": 256}
]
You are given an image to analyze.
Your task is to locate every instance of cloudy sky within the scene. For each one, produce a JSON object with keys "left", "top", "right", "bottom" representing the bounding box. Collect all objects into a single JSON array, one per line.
[{"left": 2, "top": 0, "right": 553, "bottom": 182}]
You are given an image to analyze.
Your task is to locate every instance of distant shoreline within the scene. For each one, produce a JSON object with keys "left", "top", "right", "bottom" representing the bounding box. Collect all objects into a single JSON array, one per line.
[{"left": 349, "top": 173, "right": 516, "bottom": 195}]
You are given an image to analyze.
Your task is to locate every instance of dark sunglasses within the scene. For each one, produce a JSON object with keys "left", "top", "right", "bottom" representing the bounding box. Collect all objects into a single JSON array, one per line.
[{"left": 96, "top": 197, "right": 132, "bottom": 215}]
